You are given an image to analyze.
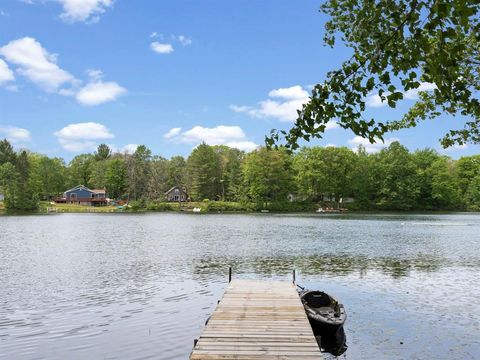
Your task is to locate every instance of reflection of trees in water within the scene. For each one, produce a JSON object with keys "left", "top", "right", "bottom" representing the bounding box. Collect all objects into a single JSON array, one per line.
[{"left": 191, "top": 254, "right": 457, "bottom": 280}]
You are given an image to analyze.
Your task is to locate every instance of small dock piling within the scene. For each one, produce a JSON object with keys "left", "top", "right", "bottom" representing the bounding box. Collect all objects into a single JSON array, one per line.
[{"left": 190, "top": 279, "right": 322, "bottom": 359}]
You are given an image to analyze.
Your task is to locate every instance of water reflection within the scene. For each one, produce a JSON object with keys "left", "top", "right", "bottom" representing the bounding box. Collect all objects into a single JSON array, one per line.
[
  {"left": 0, "top": 213, "right": 479, "bottom": 359},
  {"left": 192, "top": 253, "right": 457, "bottom": 280}
]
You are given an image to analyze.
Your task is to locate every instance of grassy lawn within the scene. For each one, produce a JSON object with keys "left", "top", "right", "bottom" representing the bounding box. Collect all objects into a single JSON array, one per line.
[{"left": 40, "top": 202, "right": 120, "bottom": 213}]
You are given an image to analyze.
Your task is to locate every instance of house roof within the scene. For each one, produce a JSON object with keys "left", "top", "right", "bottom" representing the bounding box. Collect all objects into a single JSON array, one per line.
[
  {"left": 64, "top": 185, "right": 105, "bottom": 194},
  {"left": 64, "top": 185, "right": 90, "bottom": 193},
  {"left": 164, "top": 186, "right": 187, "bottom": 195}
]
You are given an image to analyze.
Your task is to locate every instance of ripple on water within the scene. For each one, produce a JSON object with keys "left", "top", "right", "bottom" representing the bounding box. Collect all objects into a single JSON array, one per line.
[{"left": 0, "top": 212, "right": 479, "bottom": 359}]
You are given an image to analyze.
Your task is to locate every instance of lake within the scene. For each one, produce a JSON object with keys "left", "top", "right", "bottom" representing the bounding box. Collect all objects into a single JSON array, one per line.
[{"left": 0, "top": 213, "right": 479, "bottom": 359}]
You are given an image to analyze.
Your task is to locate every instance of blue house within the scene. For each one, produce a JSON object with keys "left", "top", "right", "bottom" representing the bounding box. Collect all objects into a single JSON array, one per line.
[{"left": 57, "top": 185, "right": 107, "bottom": 206}]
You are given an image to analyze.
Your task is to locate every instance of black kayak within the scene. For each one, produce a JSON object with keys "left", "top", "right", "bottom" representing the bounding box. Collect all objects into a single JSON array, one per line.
[{"left": 300, "top": 290, "right": 348, "bottom": 356}]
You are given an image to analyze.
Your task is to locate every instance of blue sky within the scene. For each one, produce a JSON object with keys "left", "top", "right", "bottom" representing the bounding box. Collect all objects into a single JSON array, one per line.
[{"left": 0, "top": 0, "right": 478, "bottom": 161}]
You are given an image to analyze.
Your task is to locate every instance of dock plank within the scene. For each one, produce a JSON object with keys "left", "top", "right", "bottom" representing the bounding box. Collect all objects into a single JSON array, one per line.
[{"left": 190, "top": 280, "right": 322, "bottom": 359}]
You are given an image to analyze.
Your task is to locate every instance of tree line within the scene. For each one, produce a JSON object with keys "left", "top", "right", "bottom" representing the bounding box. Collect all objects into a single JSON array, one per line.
[{"left": 0, "top": 138, "right": 479, "bottom": 212}]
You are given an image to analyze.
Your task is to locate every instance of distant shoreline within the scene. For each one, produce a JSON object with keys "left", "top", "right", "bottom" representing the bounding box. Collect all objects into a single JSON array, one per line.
[{"left": 0, "top": 201, "right": 476, "bottom": 216}]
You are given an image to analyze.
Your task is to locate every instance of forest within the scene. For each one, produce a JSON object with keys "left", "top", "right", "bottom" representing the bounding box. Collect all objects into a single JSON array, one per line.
[{"left": 0, "top": 138, "right": 479, "bottom": 212}]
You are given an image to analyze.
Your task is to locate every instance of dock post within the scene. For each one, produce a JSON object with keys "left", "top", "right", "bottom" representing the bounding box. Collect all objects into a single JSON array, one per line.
[
  {"left": 292, "top": 269, "right": 296, "bottom": 284},
  {"left": 228, "top": 266, "right": 232, "bottom": 283}
]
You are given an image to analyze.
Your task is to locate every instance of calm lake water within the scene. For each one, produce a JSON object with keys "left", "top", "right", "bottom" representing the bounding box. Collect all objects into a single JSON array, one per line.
[{"left": 0, "top": 213, "right": 479, "bottom": 359}]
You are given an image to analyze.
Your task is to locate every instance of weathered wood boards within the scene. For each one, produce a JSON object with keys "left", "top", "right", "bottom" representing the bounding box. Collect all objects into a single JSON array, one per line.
[{"left": 190, "top": 279, "right": 322, "bottom": 359}]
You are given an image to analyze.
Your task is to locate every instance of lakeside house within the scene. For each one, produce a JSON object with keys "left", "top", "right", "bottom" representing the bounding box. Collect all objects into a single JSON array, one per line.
[
  {"left": 56, "top": 185, "right": 107, "bottom": 206},
  {"left": 0, "top": 192, "right": 4, "bottom": 201},
  {"left": 165, "top": 186, "right": 188, "bottom": 202}
]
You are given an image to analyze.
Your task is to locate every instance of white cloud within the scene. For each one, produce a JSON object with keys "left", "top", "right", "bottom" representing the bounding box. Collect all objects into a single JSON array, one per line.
[
  {"left": 0, "top": 126, "right": 31, "bottom": 144},
  {"left": 150, "top": 42, "right": 174, "bottom": 54},
  {"left": 366, "top": 82, "right": 436, "bottom": 108},
  {"left": 0, "top": 58, "right": 15, "bottom": 84},
  {"left": 440, "top": 143, "right": 468, "bottom": 152},
  {"left": 164, "top": 127, "right": 182, "bottom": 139},
  {"left": 178, "top": 35, "right": 192, "bottom": 46},
  {"left": 348, "top": 136, "right": 399, "bottom": 153},
  {"left": 165, "top": 125, "right": 259, "bottom": 152},
  {"left": 223, "top": 141, "right": 259, "bottom": 152},
  {"left": 121, "top": 144, "right": 138, "bottom": 154},
  {"left": 231, "top": 85, "right": 339, "bottom": 130},
  {"left": 86, "top": 68, "right": 103, "bottom": 81},
  {"left": 268, "top": 85, "right": 308, "bottom": 100},
  {"left": 403, "top": 82, "right": 437, "bottom": 100},
  {"left": 76, "top": 80, "right": 126, "bottom": 105},
  {"left": 323, "top": 121, "right": 340, "bottom": 131},
  {"left": 0, "top": 37, "right": 77, "bottom": 93},
  {"left": 58, "top": 0, "right": 114, "bottom": 23},
  {"left": 365, "top": 93, "right": 389, "bottom": 108},
  {"left": 230, "top": 85, "right": 310, "bottom": 122},
  {"left": 150, "top": 32, "right": 158, "bottom": 38},
  {"left": 54, "top": 122, "right": 114, "bottom": 152}
]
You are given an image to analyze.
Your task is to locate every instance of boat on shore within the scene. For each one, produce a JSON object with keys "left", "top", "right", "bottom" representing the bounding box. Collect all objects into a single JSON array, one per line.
[{"left": 299, "top": 289, "right": 348, "bottom": 356}]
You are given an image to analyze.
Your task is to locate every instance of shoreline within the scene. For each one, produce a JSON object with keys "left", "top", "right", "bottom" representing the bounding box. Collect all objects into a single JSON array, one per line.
[{"left": 0, "top": 201, "right": 476, "bottom": 216}]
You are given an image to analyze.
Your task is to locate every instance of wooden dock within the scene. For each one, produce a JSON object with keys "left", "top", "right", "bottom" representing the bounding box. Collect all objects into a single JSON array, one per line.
[{"left": 190, "top": 279, "right": 322, "bottom": 359}]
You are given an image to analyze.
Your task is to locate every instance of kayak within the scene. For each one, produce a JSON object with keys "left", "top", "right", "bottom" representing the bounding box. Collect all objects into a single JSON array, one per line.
[{"left": 300, "top": 289, "right": 348, "bottom": 356}]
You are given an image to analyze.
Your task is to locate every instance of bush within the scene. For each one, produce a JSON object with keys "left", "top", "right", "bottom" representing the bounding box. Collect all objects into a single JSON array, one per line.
[
  {"left": 265, "top": 201, "right": 316, "bottom": 212},
  {"left": 128, "top": 200, "right": 146, "bottom": 211},
  {"left": 204, "top": 201, "right": 253, "bottom": 212},
  {"left": 146, "top": 201, "right": 174, "bottom": 211}
]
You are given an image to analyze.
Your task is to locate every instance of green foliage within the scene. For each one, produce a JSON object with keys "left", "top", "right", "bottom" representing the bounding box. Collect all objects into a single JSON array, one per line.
[
  {"left": 202, "top": 201, "right": 254, "bottom": 212},
  {"left": 429, "top": 158, "right": 462, "bottom": 210},
  {"left": 68, "top": 154, "right": 95, "bottom": 188},
  {"left": 0, "top": 150, "right": 39, "bottom": 211},
  {"left": 465, "top": 175, "right": 480, "bottom": 210},
  {"left": 294, "top": 146, "right": 356, "bottom": 204},
  {"left": 267, "top": 0, "right": 480, "bottom": 150},
  {"left": 187, "top": 143, "right": 221, "bottom": 200},
  {"left": 105, "top": 157, "right": 127, "bottom": 199},
  {"left": 0, "top": 138, "right": 479, "bottom": 213},
  {"left": 146, "top": 201, "right": 174, "bottom": 211},
  {"left": 242, "top": 147, "right": 296, "bottom": 205},
  {"left": 0, "top": 139, "right": 16, "bottom": 165},
  {"left": 374, "top": 142, "right": 419, "bottom": 210},
  {"left": 94, "top": 144, "right": 112, "bottom": 160},
  {"left": 126, "top": 145, "right": 152, "bottom": 201}
]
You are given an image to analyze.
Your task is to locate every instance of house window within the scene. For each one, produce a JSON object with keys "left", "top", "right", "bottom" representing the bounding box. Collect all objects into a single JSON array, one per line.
[
  {"left": 174, "top": 195, "right": 179, "bottom": 201},
  {"left": 91, "top": 194, "right": 94, "bottom": 198},
  {"left": 70, "top": 193, "right": 76, "bottom": 200}
]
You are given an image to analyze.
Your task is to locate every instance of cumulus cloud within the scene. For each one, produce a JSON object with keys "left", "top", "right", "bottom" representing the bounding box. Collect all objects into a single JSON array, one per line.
[
  {"left": 231, "top": 85, "right": 340, "bottom": 131},
  {"left": 0, "top": 126, "right": 31, "bottom": 144},
  {"left": 150, "top": 42, "right": 174, "bottom": 54},
  {"left": 0, "top": 37, "right": 77, "bottom": 93},
  {"left": 366, "top": 82, "right": 437, "bottom": 108},
  {"left": 164, "top": 127, "right": 182, "bottom": 139},
  {"left": 0, "top": 59, "right": 15, "bottom": 84},
  {"left": 76, "top": 81, "right": 126, "bottom": 105},
  {"left": 0, "top": 38, "right": 126, "bottom": 104},
  {"left": 348, "top": 136, "right": 399, "bottom": 153},
  {"left": 58, "top": 0, "right": 114, "bottom": 23},
  {"left": 230, "top": 85, "right": 310, "bottom": 123},
  {"left": 165, "top": 125, "right": 259, "bottom": 152},
  {"left": 54, "top": 122, "right": 114, "bottom": 152}
]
